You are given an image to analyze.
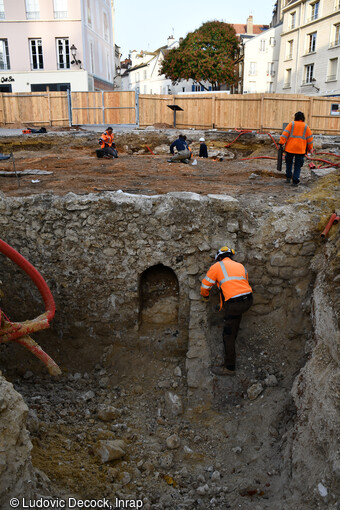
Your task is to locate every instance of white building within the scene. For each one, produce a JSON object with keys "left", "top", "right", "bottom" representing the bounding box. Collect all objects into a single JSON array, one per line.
[
  {"left": 121, "top": 36, "right": 212, "bottom": 95},
  {"left": 0, "top": 0, "right": 117, "bottom": 93},
  {"left": 243, "top": 24, "right": 283, "bottom": 93},
  {"left": 275, "top": 0, "right": 340, "bottom": 96}
]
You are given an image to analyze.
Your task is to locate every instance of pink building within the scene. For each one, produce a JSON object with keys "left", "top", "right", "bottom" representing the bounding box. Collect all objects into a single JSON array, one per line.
[{"left": 0, "top": 0, "right": 117, "bottom": 92}]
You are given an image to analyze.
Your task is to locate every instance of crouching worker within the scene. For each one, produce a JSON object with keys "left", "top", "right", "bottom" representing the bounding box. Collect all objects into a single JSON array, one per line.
[
  {"left": 167, "top": 134, "right": 191, "bottom": 163},
  {"left": 200, "top": 247, "right": 253, "bottom": 376},
  {"left": 97, "top": 127, "right": 118, "bottom": 159}
]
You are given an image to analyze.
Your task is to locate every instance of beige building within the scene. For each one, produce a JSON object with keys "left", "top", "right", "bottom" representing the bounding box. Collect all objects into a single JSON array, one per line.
[
  {"left": 0, "top": 0, "right": 116, "bottom": 92},
  {"left": 276, "top": 0, "right": 340, "bottom": 96}
]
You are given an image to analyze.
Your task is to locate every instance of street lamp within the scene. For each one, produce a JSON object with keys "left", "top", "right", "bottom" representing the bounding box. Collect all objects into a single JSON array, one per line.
[{"left": 70, "top": 44, "right": 82, "bottom": 67}]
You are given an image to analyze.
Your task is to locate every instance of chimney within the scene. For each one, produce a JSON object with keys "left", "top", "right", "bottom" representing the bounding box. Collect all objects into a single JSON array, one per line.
[
  {"left": 246, "top": 15, "right": 253, "bottom": 35},
  {"left": 167, "top": 35, "right": 175, "bottom": 47}
]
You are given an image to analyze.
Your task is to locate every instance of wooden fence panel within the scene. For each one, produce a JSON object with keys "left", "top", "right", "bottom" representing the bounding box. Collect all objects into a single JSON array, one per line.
[
  {"left": 0, "top": 92, "right": 68, "bottom": 126},
  {"left": 261, "top": 94, "right": 311, "bottom": 131},
  {"left": 71, "top": 92, "right": 102, "bottom": 125},
  {"left": 310, "top": 97, "right": 340, "bottom": 133},
  {"left": 103, "top": 91, "right": 135, "bottom": 124},
  {"left": 173, "top": 95, "right": 213, "bottom": 129},
  {"left": 139, "top": 95, "right": 173, "bottom": 126},
  {"left": 215, "top": 94, "right": 262, "bottom": 130}
]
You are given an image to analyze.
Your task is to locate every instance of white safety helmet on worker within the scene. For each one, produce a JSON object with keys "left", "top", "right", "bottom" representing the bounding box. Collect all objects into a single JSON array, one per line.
[
  {"left": 215, "top": 246, "right": 235, "bottom": 261},
  {"left": 199, "top": 137, "right": 205, "bottom": 142}
]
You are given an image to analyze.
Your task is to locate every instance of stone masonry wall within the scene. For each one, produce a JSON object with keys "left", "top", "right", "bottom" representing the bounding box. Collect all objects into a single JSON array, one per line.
[{"left": 0, "top": 191, "right": 320, "bottom": 400}]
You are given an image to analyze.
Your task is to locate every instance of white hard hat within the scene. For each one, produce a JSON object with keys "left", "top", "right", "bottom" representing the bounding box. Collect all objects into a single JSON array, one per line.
[{"left": 199, "top": 137, "right": 205, "bottom": 142}]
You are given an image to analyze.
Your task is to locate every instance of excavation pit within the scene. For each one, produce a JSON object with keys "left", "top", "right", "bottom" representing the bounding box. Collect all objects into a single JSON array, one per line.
[{"left": 0, "top": 128, "right": 339, "bottom": 510}]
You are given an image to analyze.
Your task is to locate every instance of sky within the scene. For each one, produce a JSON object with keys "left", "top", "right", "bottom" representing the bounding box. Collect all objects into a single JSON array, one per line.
[{"left": 114, "top": 0, "right": 277, "bottom": 59}]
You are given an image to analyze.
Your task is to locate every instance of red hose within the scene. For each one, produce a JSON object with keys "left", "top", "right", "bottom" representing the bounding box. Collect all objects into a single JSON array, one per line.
[
  {"left": 0, "top": 239, "right": 55, "bottom": 322},
  {"left": 321, "top": 213, "right": 340, "bottom": 238}
]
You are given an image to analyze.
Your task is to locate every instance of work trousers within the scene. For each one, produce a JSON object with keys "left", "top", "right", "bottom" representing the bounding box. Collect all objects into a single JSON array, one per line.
[
  {"left": 170, "top": 149, "right": 191, "bottom": 162},
  {"left": 103, "top": 145, "right": 118, "bottom": 158},
  {"left": 222, "top": 293, "right": 253, "bottom": 370},
  {"left": 285, "top": 152, "right": 304, "bottom": 183}
]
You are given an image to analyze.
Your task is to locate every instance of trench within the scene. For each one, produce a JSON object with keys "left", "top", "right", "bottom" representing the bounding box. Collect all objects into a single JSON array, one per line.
[{"left": 0, "top": 132, "right": 339, "bottom": 510}]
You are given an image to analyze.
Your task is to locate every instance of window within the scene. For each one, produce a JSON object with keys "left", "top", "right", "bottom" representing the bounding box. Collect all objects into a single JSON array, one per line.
[
  {"left": 29, "top": 39, "right": 44, "bottom": 70},
  {"left": 270, "top": 37, "right": 276, "bottom": 46},
  {"left": 304, "top": 63, "right": 314, "bottom": 84},
  {"left": 286, "top": 40, "right": 294, "bottom": 59},
  {"left": 87, "top": 0, "right": 92, "bottom": 26},
  {"left": 335, "top": 0, "right": 340, "bottom": 10},
  {"left": 53, "top": 0, "right": 67, "bottom": 19},
  {"left": 0, "top": 0, "right": 5, "bottom": 19},
  {"left": 143, "top": 70, "right": 147, "bottom": 80},
  {"left": 309, "top": 1, "right": 319, "bottom": 21},
  {"left": 0, "top": 39, "right": 10, "bottom": 70},
  {"left": 267, "top": 62, "right": 275, "bottom": 76},
  {"left": 56, "top": 38, "right": 70, "bottom": 69},
  {"left": 307, "top": 32, "right": 317, "bottom": 53},
  {"left": 25, "top": 0, "right": 40, "bottom": 19},
  {"left": 284, "top": 68, "right": 292, "bottom": 88},
  {"left": 290, "top": 12, "right": 296, "bottom": 29},
  {"left": 89, "top": 41, "right": 94, "bottom": 73},
  {"left": 103, "top": 12, "right": 109, "bottom": 42},
  {"left": 249, "top": 62, "right": 257, "bottom": 75},
  {"left": 267, "top": 82, "right": 274, "bottom": 93},
  {"left": 330, "top": 23, "right": 340, "bottom": 47},
  {"left": 259, "top": 39, "right": 266, "bottom": 52},
  {"left": 327, "top": 58, "right": 338, "bottom": 81},
  {"left": 249, "top": 81, "right": 256, "bottom": 93}
]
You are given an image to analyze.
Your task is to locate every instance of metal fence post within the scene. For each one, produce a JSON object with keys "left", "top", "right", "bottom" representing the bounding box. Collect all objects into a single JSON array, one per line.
[
  {"left": 135, "top": 87, "right": 140, "bottom": 127},
  {"left": 67, "top": 89, "right": 72, "bottom": 127}
]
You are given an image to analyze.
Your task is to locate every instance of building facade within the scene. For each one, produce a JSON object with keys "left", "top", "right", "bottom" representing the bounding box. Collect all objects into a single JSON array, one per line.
[
  {"left": 0, "top": 0, "right": 116, "bottom": 92},
  {"left": 120, "top": 36, "right": 212, "bottom": 95},
  {"left": 243, "top": 24, "right": 283, "bottom": 94},
  {"left": 275, "top": 0, "right": 340, "bottom": 96}
]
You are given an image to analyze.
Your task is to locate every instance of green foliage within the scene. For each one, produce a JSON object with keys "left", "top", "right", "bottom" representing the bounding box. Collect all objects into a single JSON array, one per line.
[{"left": 160, "top": 21, "right": 240, "bottom": 90}]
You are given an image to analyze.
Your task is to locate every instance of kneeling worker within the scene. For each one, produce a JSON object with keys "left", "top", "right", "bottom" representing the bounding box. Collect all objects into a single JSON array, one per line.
[
  {"left": 99, "top": 127, "right": 118, "bottom": 158},
  {"left": 200, "top": 247, "right": 253, "bottom": 376},
  {"left": 168, "top": 134, "right": 191, "bottom": 163}
]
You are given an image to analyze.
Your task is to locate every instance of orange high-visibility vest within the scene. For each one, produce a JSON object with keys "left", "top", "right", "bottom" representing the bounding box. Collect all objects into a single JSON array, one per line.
[
  {"left": 279, "top": 121, "right": 313, "bottom": 154},
  {"left": 201, "top": 258, "right": 252, "bottom": 308},
  {"left": 100, "top": 131, "right": 114, "bottom": 149}
]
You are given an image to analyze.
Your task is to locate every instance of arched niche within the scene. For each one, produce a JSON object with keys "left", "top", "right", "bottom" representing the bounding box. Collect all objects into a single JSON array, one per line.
[{"left": 139, "top": 264, "right": 179, "bottom": 329}]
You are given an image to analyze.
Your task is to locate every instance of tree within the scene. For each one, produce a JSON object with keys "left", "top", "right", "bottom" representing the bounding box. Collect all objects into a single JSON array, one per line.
[{"left": 160, "top": 21, "right": 240, "bottom": 91}]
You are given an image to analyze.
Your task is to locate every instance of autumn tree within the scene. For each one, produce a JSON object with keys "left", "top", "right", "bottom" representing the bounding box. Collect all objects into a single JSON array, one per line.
[{"left": 160, "top": 21, "right": 240, "bottom": 91}]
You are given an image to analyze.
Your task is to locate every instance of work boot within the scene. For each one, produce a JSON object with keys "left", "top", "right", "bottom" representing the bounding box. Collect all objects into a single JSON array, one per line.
[
  {"left": 210, "top": 365, "right": 236, "bottom": 377},
  {"left": 285, "top": 177, "right": 291, "bottom": 183},
  {"left": 292, "top": 179, "right": 300, "bottom": 186}
]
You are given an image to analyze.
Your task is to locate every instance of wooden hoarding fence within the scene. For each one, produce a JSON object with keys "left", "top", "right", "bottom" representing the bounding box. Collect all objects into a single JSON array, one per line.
[{"left": 0, "top": 91, "right": 339, "bottom": 134}]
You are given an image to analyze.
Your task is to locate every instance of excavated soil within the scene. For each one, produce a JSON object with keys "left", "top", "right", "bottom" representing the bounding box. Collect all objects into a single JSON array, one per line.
[{"left": 0, "top": 144, "right": 306, "bottom": 199}]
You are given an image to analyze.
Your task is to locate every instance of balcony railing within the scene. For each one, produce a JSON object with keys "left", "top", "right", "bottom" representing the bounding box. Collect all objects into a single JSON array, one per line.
[
  {"left": 54, "top": 11, "right": 68, "bottom": 19},
  {"left": 26, "top": 11, "right": 40, "bottom": 19},
  {"left": 306, "top": 14, "right": 318, "bottom": 23}
]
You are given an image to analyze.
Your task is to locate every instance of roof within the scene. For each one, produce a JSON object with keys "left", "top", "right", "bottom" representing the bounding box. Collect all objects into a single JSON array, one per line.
[{"left": 232, "top": 24, "right": 269, "bottom": 36}]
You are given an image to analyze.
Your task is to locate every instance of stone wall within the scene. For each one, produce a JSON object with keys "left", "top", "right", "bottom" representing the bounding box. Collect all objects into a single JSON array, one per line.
[
  {"left": 0, "top": 191, "right": 319, "bottom": 400},
  {"left": 0, "top": 374, "right": 36, "bottom": 507}
]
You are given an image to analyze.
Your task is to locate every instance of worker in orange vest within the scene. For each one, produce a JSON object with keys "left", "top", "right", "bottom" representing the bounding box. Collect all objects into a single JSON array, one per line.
[
  {"left": 279, "top": 111, "right": 314, "bottom": 186},
  {"left": 99, "top": 127, "right": 118, "bottom": 158},
  {"left": 201, "top": 246, "right": 253, "bottom": 376}
]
